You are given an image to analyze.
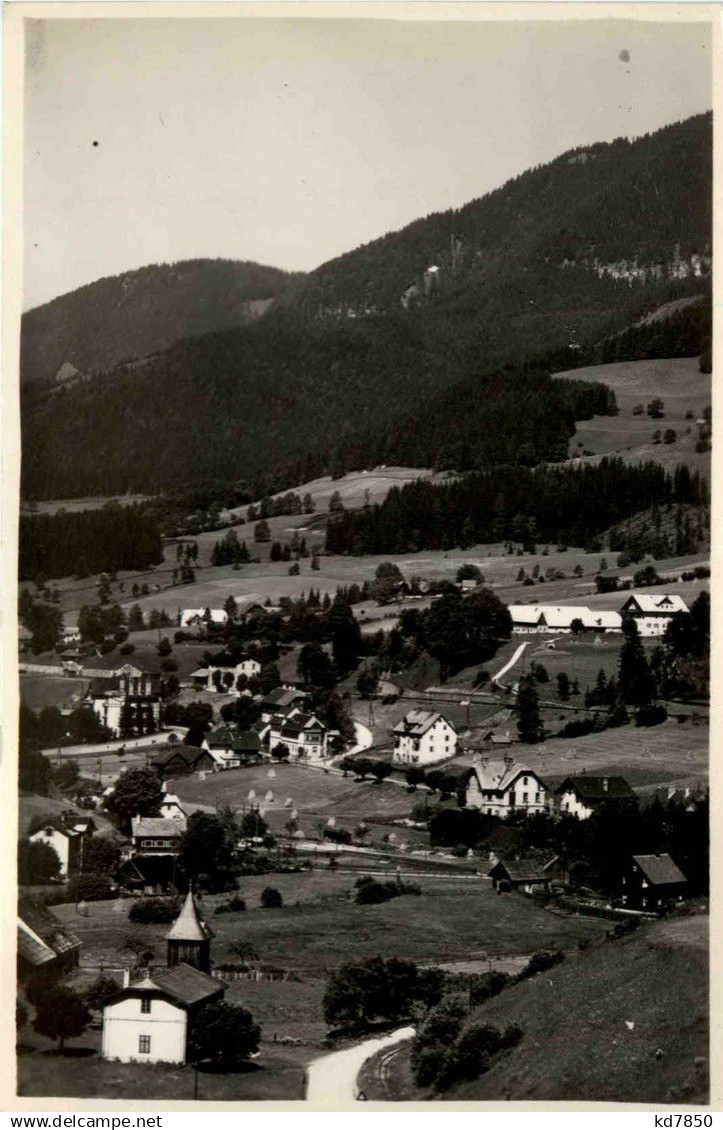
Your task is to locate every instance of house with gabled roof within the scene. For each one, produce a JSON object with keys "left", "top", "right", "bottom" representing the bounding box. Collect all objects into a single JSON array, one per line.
[
  {"left": 203, "top": 726, "right": 262, "bottom": 767},
  {"left": 621, "top": 853, "right": 688, "bottom": 911},
  {"left": 464, "top": 756, "right": 550, "bottom": 818},
  {"left": 150, "top": 744, "right": 216, "bottom": 779},
  {"left": 259, "top": 686, "right": 308, "bottom": 723},
  {"left": 17, "top": 896, "right": 81, "bottom": 985},
  {"left": 102, "top": 891, "right": 224, "bottom": 1065},
  {"left": 555, "top": 774, "right": 635, "bottom": 820},
  {"left": 392, "top": 710, "right": 457, "bottom": 766},
  {"left": 488, "top": 858, "right": 551, "bottom": 894},
  {"left": 28, "top": 814, "right": 96, "bottom": 878},
  {"left": 621, "top": 593, "right": 689, "bottom": 637},
  {"left": 269, "top": 709, "right": 330, "bottom": 761}
]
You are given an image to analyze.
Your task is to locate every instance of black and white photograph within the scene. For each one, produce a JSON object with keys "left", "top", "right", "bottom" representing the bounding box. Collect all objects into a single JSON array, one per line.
[{"left": 7, "top": 3, "right": 714, "bottom": 1108}]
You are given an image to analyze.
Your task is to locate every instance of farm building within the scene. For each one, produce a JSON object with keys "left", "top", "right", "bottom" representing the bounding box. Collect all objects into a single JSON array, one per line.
[
  {"left": 179, "top": 608, "right": 228, "bottom": 628},
  {"left": 269, "top": 709, "right": 331, "bottom": 761},
  {"left": 130, "top": 817, "right": 184, "bottom": 857},
  {"left": 28, "top": 814, "right": 96, "bottom": 879},
  {"left": 259, "top": 686, "right": 309, "bottom": 723},
  {"left": 102, "top": 891, "right": 224, "bottom": 1065},
  {"left": 488, "top": 859, "right": 551, "bottom": 894},
  {"left": 555, "top": 775, "right": 635, "bottom": 820},
  {"left": 150, "top": 744, "right": 216, "bottom": 779},
  {"left": 159, "top": 794, "right": 188, "bottom": 825},
  {"left": 392, "top": 711, "right": 457, "bottom": 766},
  {"left": 620, "top": 854, "right": 688, "bottom": 911},
  {"left": 620, "top": 593, "right": 689, "bottom": 637},
  {"left": 465, "top": 757, "right": 550, "bottom": 818},
  {"left": 508, "top": 605, "right": 622, "bottom": 634},
  {"left": 17, "top": 897, "right": 81, "bottom": 986}
]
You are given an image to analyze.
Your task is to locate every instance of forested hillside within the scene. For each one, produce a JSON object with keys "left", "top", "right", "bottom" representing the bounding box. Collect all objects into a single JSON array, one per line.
[
  {"left": 20, "top": 258, "right": 299, "bottom": 387},
  {"left": 21, "top": 113, "right": 711, "bottom": 500}
]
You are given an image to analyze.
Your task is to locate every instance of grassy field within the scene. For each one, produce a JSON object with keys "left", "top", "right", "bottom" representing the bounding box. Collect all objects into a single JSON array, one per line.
[
  {"left": 19, "top": 674, "right": 89, "bottom": 711},
  {"left": 374, "top": 911, "right": 708, "bottom": 1104},
  {"left": 554, "top": 356, "right": 711, "bottom": 478}
]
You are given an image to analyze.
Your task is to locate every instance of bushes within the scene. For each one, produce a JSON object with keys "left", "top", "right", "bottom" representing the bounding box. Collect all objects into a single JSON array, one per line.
[
  {"left": 128, "top": 896, "right": 180, "bottom": 924},
  {"left": 84, "top": 974, "right": 120, "bottom": 1011},
  {"left": 412, "top": 1011, "right": 524, "bottom": 1091},
  {"left": 260, "top": 886, "right": 283, "bottom": 908},
  {"left": 215, "top": 895, "right": 246, "bottom": 915},
  {"left": 354, "top": 875, "right": 422, "bottom": 905},
  {"left": 516, "top": 949, "right": 565, "bottom": 982},
  {"left": 468, "top": 970, "right": 511, "bottom": 1007},
  {"left": 635, "top": 703, "right": 668, "bottom": 727},
  {"left": 67, "top": 872, "right": 115, "bottom": 902}
]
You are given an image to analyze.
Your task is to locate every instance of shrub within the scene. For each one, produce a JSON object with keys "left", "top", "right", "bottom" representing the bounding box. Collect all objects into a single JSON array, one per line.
[
  {"left": 468, "top": 970, "right": 510, "bottom": 1007},
  {"left": 260, "top": 886, "right": 283, "bottom": 909},
  {"left": 634, "top": 703, "right": 668, "bottom": 727},
  {"left": 67, "top": 872, "right": 114, "bottom": 902},
  {"left": 517, "top": 949, "right": 564, "bottom": 981},
  {"left": 128, "top": 896, "right": 179, "bottom": 924},
  {"left": 215, "top": 895, "right": 246, "bottom": 915},
  {"left": 413, "top": 1045, "right": 451, "bottom": 1088},
  {"left": 119, "top": 643, "right": 135, "bottom": 655},
  {"left": 84, "top": 974, "right": 120, "bottom": 1011},
  {"left": 354, "top": 876, "right": 421, "bottom": 905}
]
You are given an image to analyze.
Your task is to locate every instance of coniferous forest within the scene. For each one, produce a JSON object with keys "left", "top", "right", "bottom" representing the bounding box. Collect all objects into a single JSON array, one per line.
[{"left": 18, "top": 503, "right": 163, "bottom": 582}]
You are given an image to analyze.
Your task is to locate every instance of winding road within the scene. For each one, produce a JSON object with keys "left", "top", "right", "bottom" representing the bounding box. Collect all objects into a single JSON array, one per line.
[{"left": 305, "top": 1026, "right": 415, "bottom": 1105}]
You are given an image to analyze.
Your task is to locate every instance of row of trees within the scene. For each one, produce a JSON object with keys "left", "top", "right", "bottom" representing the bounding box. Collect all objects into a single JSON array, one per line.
[{"left": 19, "top": 502, "right": 163, "bottom": 582}]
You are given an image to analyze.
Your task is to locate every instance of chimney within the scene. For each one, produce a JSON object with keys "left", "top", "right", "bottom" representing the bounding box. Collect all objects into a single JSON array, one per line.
[{"left": 602, "top": 778, "right": 609, "bottom": 792}]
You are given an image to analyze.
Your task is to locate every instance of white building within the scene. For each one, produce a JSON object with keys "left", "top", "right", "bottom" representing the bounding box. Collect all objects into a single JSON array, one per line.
[
  {"left": 179, "top": 608, "right": 228, "bottom": 628},
  {"left": 464, "top": 757, "right": 549, "bottom": 818},
  {"left": 102, "top": 891, "right": 223, "bottom": 1065},
  {"left": 190, "top": 659, "right": 261, "bottom": 694},
  {"left": 268, "top": 709, "right": 330, "bottom": 761},
  {"left": 555, "top": 775, "right": 635, "bottom": 820},
  {"left": 28, "top": 816, "right": 95, "bottom": 879},
  {"left": 392, "top": 711, "right": 457, "bottom": 766},
  {"left": 508, "top": 604, "right": 622, "bottom": 634},
  {"left": 620, "top": 593, "right": 689, "bottom": 637},
  {"left": 159, "top": 794, "right": 188, "bottom": 828}
]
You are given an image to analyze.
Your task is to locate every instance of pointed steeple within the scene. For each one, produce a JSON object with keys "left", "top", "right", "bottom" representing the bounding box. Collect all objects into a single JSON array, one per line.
[{"left": 166, "top": 889, "right": 213, "bottom": 972}]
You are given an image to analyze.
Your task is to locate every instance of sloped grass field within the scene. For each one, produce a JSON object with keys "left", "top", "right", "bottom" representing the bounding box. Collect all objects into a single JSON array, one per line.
[{"left": 437, "top": 912, "right": 709, "bottom": 1104}]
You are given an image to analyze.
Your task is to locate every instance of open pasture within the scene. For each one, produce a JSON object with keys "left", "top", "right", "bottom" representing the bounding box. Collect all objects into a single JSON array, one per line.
[{"left": 554, "top": 356, "right": 711, "bottom": 477}]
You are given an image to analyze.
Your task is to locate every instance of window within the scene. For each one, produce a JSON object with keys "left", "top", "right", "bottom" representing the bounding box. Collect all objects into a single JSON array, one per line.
[
  {"left": 523, "top": 776, "right": 528, "bottom": 786},
  {"left": 522, "top": 793, "right": 528, "bottom": 804},
  {"left": 139, "top": 1035, "right": 151, "bottom": 1054},
  {"left": 141, "top": 998, "right": 151, "bottom": 1014}
]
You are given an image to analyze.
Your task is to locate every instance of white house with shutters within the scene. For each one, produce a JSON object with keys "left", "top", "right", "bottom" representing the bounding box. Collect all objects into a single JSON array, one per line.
[
  {"left": 620, "top": 593, "right": 689, "bottom": 637},
  {"left": 392, "top": 711, "right": 457, "bottom": 766}
]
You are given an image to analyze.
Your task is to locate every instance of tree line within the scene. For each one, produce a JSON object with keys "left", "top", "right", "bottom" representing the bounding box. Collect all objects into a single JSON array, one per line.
[{"left": 19, "top": 502, "right": 163, "bottom": 582}]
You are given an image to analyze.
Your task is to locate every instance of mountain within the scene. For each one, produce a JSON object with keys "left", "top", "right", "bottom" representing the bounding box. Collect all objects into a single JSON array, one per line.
[
  {"left": 21, "top": 113, "right": 711, "bottom": 501},
  {"left": 20, "top": 258, "right": 300, "bottom": 387}
]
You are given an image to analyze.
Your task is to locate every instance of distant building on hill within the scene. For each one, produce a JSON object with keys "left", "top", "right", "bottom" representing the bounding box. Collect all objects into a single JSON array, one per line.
[
  {"left": 555, "top": 774, "right": 635, "bottom": 820},
  {"left": 179, "top": 608, "right": 228, "bottom": 628},
  {"left": 190, "top": 658, "right": 261, "bottom": 694},
  {"left": 508, "top": 604, "right": 622, "bottom": 634},
  {"left": 392, "top": 711, "right": 457, "bottom": 766},
  {"left": 620, "top": 593, "right": 689, "bottom": 637}
]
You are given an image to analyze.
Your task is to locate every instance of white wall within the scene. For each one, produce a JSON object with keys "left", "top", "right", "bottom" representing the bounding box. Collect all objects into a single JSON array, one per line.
[
  {"left": 102, "top": 996, "right": 187, "bottom": 1065},
  {"left": 394, "top": 719, "right": 456, "bottom": 766},
  {"left": 29, "top": 827, "right": 70, "bottom": 877}
]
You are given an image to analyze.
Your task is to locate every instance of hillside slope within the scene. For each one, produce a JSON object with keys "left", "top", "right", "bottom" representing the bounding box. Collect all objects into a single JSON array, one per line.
[
  {"left": 20, "top": 258, "right": 300, "bottom": 387},
  {"left": 21, "top": 114, "right": 711, "bottom": 500},
  {"left": 387, "top": 913, "right": 708, "bottom": 1104}
]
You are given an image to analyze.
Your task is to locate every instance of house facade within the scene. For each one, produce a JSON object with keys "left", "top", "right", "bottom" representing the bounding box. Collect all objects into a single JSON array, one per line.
[
  {"left": 191, "top": 659, "right": 261, "bottom": 694},
  {"left": 130, "top": 817, "right": 183, "bottom": 857},
  {"left": 621, "top": 593, "right": 689, "bottom": 637},
  {"left": 179, "top": 608, "right": 228, "bottom": 629},
  {"left": 268, "top": 709, "right": 329, "bottom": 761},
  {"left": 555, "top": 775, "right": 635, "bottom": 819},
  {"left": 621, "top": 853, "right": 688, "bottom": 910},
  {"left": 88, "top": 668, "right": 161, "bottom": 738},
  {"left": 488, "top": 859, "right": 550, "bottom": 894},
  {"left": 203, "top": 727, "right": 262, "bottom": 767},
  {"left": 28, "top": 815, "right": 96, "bottom": 878},
  {"left": 102, "top": 891, "right": 224, "bottom": 1065},
  {"left": 392, "top": 711, "right": 457, "bottom": 766},
  {"left": 465, "top": 758, "right": 549, "bottom": 818}
]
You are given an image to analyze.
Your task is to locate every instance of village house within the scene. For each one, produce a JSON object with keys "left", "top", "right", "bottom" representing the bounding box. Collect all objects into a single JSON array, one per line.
[
  {"left": 392, "top": 711, "right": 457, "bottom": 766},
  {"left": 259, "top": 685, "right": 309, "bottom": 723},
  {"left": 620, "top": 853, "right": 688, "bottom": 911},
  {"left": 159, "top": 794, "right": 188, "bottom": 826},
  {"left": 268, "top": 709, "right": 330, "bottom": 761},
  {"left": 488, "top": 858, "right": 551, "bottom": 894},
  {"left": 203, "top": 726, "right": 262, "bottom": 767},
  {"left": 179, "top": 608, "right": 228, "bottom": 629},
  {"left": 150, "top": 744, "right": 217, "bottom": 780},
  {"left": 130, "top": 816, "right": 184, "bottom": 857},
  {"left": 17, "top": 897, "right": 81, "bottom": 987},
  {"left": 464, "top": 757, "right": 550, "bottom": 818},
  {"left": 88, "top": 667, "right": 161, "bottom": 738},
  {"left": 28, "top": 814, "right": 96, "bottom": 879},
  {"left": 190, "top": 658, "right": 261, "bottom": 694},
  {"left": 102, "top": 891, "right": 224, "bottom": 1065},
  {"left": 555, "top": 774, "right": 635, "bottom": 820},
  {"left": 620, "top": 593, "right": 689, "bottom": 637}
]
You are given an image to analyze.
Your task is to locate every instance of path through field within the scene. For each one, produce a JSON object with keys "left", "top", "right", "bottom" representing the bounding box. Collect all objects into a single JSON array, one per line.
[
  {"left": 492, "top": 641, "right": 528, "bottom": 684},
  {"left": 305, "top": 1026, "right": 415, "bottom": 1105}
]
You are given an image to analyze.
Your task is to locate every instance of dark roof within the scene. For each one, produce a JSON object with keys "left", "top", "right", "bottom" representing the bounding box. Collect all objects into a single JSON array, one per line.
[
  {"left": 151, "top": 744, "right": 211, "bottom": 769},
  {"left": 489, "top": 859, "right": 549, "bottom": 883},
  {"left": 17, "top": 897, "right": 81, "bottom": 966},
  {"left": 261, "top": 687, "right": 305, "bottom": 708},
  {"left": 556, "top": 775, "right": 634, "bottom": 801},
  {"left": 207, "top": 727, "right": 261, "bottom": 753},
  {"left": 633, "top": 854, "right": 687, "bottom": 886},
  {"left": 151, "top": 964, "right": 223, "bottom": 1006}
]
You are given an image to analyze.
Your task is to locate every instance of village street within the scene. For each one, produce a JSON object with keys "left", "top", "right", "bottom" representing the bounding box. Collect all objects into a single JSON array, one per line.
[{"left": 305, "top": 1026, "right": 415, "bottom": 1104}]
